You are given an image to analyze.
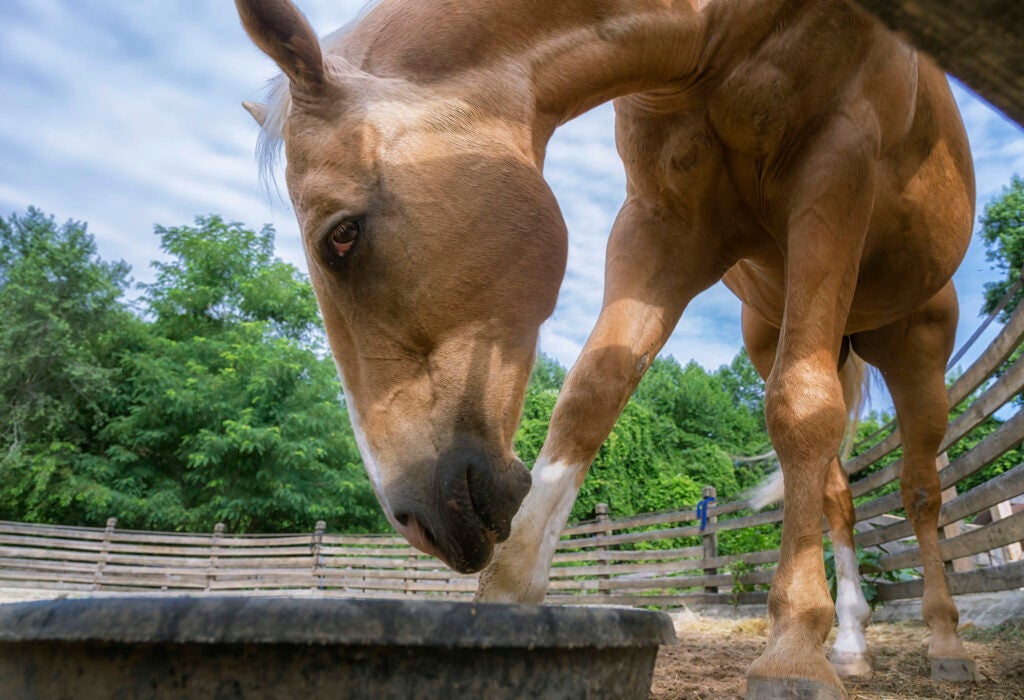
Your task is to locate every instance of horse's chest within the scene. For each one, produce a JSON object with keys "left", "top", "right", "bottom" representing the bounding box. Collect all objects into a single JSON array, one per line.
[{"left": 706, "top": 62, "right": 798, "bottom": 160}]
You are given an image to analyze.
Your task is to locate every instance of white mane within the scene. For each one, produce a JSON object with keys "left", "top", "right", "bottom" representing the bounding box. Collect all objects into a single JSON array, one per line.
[{"left": 255, "top": 1, "right": 382, "bottom": 186}]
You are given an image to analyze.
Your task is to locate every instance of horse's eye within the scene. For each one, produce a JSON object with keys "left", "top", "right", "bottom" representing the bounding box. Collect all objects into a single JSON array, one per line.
[{"left": 327, "top": 219, "right": 360, "bottom": 260}]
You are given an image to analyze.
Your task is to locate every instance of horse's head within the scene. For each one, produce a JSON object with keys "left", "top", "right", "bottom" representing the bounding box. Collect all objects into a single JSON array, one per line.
[{"left": 236, "top": 0, "right": 567, "bottom": 572}]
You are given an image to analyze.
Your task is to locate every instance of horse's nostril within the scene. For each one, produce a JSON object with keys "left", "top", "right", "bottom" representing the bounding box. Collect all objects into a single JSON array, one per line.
[{"left": 395, "top": 512, "right": 410, "bottom": 528}]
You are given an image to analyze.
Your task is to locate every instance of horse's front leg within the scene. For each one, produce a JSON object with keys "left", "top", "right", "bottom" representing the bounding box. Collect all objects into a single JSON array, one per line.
[
  {"left": 476, "top": 198, "right": 725, "bottom": 603},
  {"left": 745, "top": 122, "right": 878, "bottom": 700}
]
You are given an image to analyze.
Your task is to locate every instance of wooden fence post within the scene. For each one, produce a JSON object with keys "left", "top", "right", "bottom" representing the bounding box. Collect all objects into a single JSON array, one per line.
[
  {"left": 990, "top": 501, "right": 1023, "bottom": 564},
  {"left": 700, "top": 487, "right": 718, "bottom": 596},
  {"left": 311, "top": 520, "right": 326, "bottom": 592},
  {"left": 206, "top": 523, "right": 225, "bottom": 592},
  {"left": 595, "top": 503, "right": 612, "bottom": 592},
  {"left": 936, "top": 453, "right": 973, "bottom": 573},
  {"left": 92, "top": 517, "right": 117, "bottom": 591}
]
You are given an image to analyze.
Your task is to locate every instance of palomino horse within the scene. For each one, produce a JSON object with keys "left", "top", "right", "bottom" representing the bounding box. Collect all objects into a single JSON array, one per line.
[{"left": 235, "top": 0, "right": 976, "bottom": 696}]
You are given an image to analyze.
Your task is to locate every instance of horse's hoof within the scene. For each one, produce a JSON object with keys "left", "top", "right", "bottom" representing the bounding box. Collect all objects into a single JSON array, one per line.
[
  {"left": 930, "top": 657, "right": 980, "bottom": 682},
  {"left": 829, "top": 651, "right": 874, "bottom": 679},
  {"left": 745, "top": 677, "right": 848, "bottom": 699}
]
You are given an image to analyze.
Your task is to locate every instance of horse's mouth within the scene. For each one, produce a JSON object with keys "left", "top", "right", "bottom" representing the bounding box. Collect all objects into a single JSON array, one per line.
[
  {"left": 398, "top": 507, "right": 497, "bottom": 575},
  {"left": 428, "top": 532, "right": 495, "bottom": 575}
]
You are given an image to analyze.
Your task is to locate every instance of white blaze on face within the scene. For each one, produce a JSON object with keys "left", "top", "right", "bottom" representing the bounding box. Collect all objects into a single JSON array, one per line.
[
  {"left": 832, "top": 540, "right": 871, "bottom": 655},
  {"left": 336, "top": 372, "right": 391, "bottom": 520}
]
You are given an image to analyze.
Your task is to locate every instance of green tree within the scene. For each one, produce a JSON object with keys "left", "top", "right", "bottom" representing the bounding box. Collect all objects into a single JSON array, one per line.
[
  {"left": 145, "top": 217, "right": 321, "bottom": 342},
  {"left": 979, "top": 174, "right": 1024, "bottom": 320},
  {"left": 0, "top": 209, "right": 141, "bottom": 523},
  {"left": 513, "top": 353, "right": 563, "bottom": 469},
  {"left": 634, "top": 357, "right": 766, "bottom": 459},
  {"left": 515, "top": 352, "right": 769, "bottom": 522},
  {"left": 103, "top": 216, "right": 383, "bottom": 533},
  {"left": 0, "top": 211, "right": 385, "bottom": 534},
  {"left": 573, "top": 400, "right": 701, "bottom": 520},
  {"left": 716, "top": 349, "right": 766, "bottom": 430}
]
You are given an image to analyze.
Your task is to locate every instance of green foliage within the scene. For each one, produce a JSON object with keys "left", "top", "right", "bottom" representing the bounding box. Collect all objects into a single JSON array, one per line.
[
  {"left": 528, "top": 353, "right": 566, "bottom": 393},
  {"left": 727, "top": 559, "right": 755, "bottom": 604},
  {"left": 717, "top": 350, "right": 766, "bottom": 429},
  {"left": 512, "top": 354, "right": 563, "bottom": 467},
  {"left": 633, "top": 357, "right": 768, "bottom": 458},
  {"left": 514, "top": 353, "right": 769, "bottom": 526},
  {"left": 573, "top": 400, "right": 703, "bottom": 520},
  {"left": 946, "top": 413, "right": 1023, "bottom": 497},
  {"left": 145, "top": 216, "right": 321, "bottom": 343},
  {"left": 0, "top": 211, "right": 384, "bottom": 534},
  {"left": 719, "top": 521, "right": 781, "bottom": 556},
  {"left": 0, "top": 209, "right": 141, "bottom": 523},
  {"left": 979, "top": 174, "right": 1024, "bottom": 321}
]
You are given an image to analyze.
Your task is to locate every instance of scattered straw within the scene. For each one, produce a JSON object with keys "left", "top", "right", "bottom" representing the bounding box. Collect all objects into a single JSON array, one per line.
[{"left": 650, "top": 614, "right": 1024, "bottom": 699}]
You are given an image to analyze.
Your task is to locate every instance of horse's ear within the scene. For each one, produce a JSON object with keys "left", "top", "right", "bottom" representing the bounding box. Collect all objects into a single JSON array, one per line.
[
  {"left": 242, "top": 101, "right": 268, "bottom": 126},
  {"left": 235, "top": 0, "right": 326, "bottom": 94}
]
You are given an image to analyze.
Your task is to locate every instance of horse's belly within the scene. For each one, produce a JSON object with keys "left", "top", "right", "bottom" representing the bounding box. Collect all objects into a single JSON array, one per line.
[
  {"left": 722, "top": 262, "right": 786, "bottom": 328},
  {"left": 723, "top": 250, "right": 954, "bottom": 335}
]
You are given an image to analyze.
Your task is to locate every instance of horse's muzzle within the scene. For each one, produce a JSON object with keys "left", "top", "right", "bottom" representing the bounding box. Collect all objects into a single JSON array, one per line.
[{"left": 390, "top": 446, "right": 531, "bottom": 573}]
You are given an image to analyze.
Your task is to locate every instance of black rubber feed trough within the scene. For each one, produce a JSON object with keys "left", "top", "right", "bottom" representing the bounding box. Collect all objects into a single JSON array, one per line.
[{"left": 0, "top": 596, "right": 676, "bottom": 699}]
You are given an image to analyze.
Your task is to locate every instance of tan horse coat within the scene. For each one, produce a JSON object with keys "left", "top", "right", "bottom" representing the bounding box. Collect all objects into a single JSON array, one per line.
[{"left": 236, "top": 1, "right": 976, "bottom": 696}]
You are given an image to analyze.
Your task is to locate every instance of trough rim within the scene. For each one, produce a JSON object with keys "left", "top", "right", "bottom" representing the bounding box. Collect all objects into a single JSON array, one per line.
[{"left": 0, "top": 595, "right": 677, "bottom": 649}]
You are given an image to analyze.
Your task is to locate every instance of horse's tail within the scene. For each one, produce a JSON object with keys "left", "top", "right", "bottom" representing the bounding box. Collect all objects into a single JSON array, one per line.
[
  {"left": 838, "top": 349, "right": 868, "bottom": 462},
  {"left": 748, "top": 351, "right": 871, "bottom": 511}
]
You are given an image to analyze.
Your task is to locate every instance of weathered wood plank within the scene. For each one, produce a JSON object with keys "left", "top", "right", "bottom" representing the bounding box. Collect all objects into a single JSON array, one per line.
[
  {"left": 852, "top": 410, "right": 1024, "bottom": 542},
  {"left": 875, "top": 558, "right": 1024, "bottom": 601},
  {"left": 854, "top": 463, "right": 1024, "bottom": 552},
  {"left": 0, "top": 557, "right": 99, "bottom": 575},
  {"left": 0, "top": 523, "right": 102, "bottom": 537},
  {"left": 851, "top": 355, "right": 1024, "bottom": 499},
  {"left": 879, "top": 508, "right": 1024, "bottom": 571},
  {"left": 849, "top": 0, "right": 1024, "bottom": 127},
  {"left": 543, "top": 591, "right": 769, "bottom": 607},
  {"left": 562, "top": 508, "right": 782, "bottom": 549},
  {"left": 846, "top": 431, "right": 903, "bottom": 479},
  {"left": 546, "top": 558, "right": 719, "bottom": 580},
  {"left": 846, "top": 297, "right": 1024, "bottom": 480},
  {"left": 552, "top": 545, "right": 705, "bottom": 563},
  {"left": 546, "top": 569, "right": 774, "bottom": 592},
  {"left": 562, "top": 507, "right": 700, "bottom": 536},
  {"left": 948, "top": 294, "right": 1024, "bottom": 407}
]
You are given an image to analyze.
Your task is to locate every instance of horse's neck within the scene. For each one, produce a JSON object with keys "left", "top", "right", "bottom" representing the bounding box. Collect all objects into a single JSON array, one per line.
[{"left": 353, "top": 0, "right": 792, "bottom": 137}]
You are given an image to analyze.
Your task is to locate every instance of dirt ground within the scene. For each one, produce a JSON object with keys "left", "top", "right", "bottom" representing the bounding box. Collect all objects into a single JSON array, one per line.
[{"left": 650, "top": 614, "right": 1024, "bottom": 699}]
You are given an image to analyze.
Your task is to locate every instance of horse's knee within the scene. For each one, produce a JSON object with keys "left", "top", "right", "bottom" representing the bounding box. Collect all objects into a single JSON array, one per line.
[
  {"left": 899, "top": 470, "right": 942, "bottom": 524},
  {"left": 765, "top": 363, "right": 846, "bottom": 463}
]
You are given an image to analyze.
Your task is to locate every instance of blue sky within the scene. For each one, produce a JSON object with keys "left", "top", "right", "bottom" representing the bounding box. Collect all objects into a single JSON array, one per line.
[{"left": 2, "top": 0, "right": 1023, "bottom": 396}]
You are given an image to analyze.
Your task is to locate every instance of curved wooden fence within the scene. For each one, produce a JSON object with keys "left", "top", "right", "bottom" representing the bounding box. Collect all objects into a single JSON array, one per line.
[{"left": 3, "top": 280, "right": 1024, "bottom": 607}]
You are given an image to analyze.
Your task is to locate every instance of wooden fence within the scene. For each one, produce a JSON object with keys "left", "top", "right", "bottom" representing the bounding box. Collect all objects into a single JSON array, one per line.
[{"left": 3, "top": 284, "right": 1024, "bottom": 608}]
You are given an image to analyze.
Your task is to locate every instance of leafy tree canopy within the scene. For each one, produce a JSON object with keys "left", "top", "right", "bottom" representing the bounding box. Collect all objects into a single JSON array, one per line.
[
  {"left": 0, "top": 211, "right": 384, "bottom": 534},
  {"left": 2, "top": 209, "right": 777, "bottom": 534},
  {"left": 980, "top": 174, "right": 1024, "bottom": 320}
]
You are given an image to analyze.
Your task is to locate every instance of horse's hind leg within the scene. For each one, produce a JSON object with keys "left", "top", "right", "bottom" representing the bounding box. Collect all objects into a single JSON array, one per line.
[
  {"left": 824, "top": 458, "right": 873, "bottom": 679},
  {"left": 851, "top": 282, "right": 978, "bottom": 681}
]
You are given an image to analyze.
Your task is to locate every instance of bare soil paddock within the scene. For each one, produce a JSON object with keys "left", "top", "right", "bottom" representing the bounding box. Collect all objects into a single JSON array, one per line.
[{"left": 652, "top": 614, "right": 1024, "bottom": 699}]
